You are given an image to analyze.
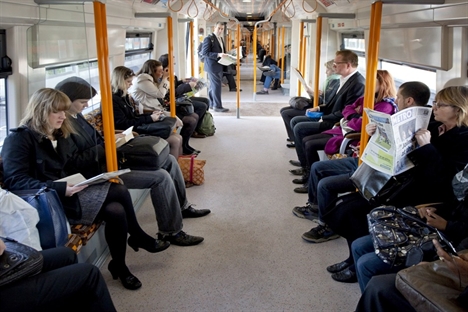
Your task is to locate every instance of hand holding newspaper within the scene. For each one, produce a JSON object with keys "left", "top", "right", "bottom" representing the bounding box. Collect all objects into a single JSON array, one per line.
[
  {"left": 218, "top": 54, "right": 237, "bottom": 66},
  {"left": 360, "top": 106, "right": 432, "bottom": 175},
  {"left": 292, "top": 67, "right": 311, "bottom": 90},
  {"left": 56, "top": 169, "right": 131, "bottom": 187}
]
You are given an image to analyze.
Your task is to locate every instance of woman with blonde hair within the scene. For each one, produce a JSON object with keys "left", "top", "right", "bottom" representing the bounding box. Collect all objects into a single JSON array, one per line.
[
  {"left": 1, "top": 88, "right": 169, "bottom": 291},
  {"left": 113, "top": 65, "right": 183, "bottom": 158}
]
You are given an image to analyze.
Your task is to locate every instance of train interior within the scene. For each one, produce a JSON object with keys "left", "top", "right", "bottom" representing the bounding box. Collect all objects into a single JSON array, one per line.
[{"left": 0, "top": 0, "right": 467, "bottom": 311}]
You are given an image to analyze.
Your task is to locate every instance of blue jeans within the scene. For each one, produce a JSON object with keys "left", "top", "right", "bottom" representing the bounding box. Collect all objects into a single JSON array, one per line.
[
  {"left": 352, "top": 235, "right": 404, "bottom": 293},
  {"left": 263, "top": 64, "right": 281, "bottom": 89},
  {"left": 120, "top": 155, "right": 187, "bottom": 235},
  {"left": 308, "top": 157, "right": 358, "bottom": 213}
]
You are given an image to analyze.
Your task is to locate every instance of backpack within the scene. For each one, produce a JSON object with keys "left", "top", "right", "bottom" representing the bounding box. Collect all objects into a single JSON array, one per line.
[
  {"left": 198, "top": 34, "right": 215, "bottom": 63},
  {"left": 197, "top": 111, "right": 215, "bottom": 136}
]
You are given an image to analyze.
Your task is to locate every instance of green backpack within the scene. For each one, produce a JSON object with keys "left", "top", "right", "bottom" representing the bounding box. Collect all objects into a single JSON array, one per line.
[{"left": 198, "top": 111, "right": 216, "bottom": 136}]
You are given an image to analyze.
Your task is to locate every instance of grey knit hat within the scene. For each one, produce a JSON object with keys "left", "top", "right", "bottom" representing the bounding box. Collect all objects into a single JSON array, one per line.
[{"left": 55, "top": 76, "right": 97, "bottom": 102}]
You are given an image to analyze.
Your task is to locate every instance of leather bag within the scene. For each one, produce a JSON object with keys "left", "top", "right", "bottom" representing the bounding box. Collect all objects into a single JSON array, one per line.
[
  {"left": 175, "top": 96, "right": 195, "bottom": 116},
  {"left": 367, "top": 205, "right": 440, "bottom": 267},
  {"left": 118, "top": 135, "right": 170, "bottom": 170},
  {"left": 289, "top": 96, "right": 312, "bottom": 110},
  {"left": 350, "top": 163, "right": 414, "bottom": 206},
  {"left": 0, "top": 236, "right": 43, "bottom": 287},
  {"left": 396, "top": 253, "right": 468, "bottom": 312},
  {"left": 11, "top": 187, "right": 69, "bottom": 250},
  {"left": 178, "top": 155, "right": 206, "bottom": 185},
  {"left": 136, "top": 117, "right": 177, "bottom": 139}
]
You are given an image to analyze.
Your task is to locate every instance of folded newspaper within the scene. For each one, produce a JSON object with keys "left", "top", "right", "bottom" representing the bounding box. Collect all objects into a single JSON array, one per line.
[
  {"left": 291, "top": 67, "right": 311, "bottom": 90},
  {"left": 56, "top": 169, "right": 131, "bottom": 186},
  {"left": 218, "top": 54, "right": 237, "bottom": 66},
  {"left": 360, "top": 106, "right": 432, "bottom": 175},
  {"left": 185, "top": 78, "right": 208, "bottom": 98}
]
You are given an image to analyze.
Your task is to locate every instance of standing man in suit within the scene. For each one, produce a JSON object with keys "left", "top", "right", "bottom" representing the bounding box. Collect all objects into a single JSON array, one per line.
[
  {"left": 201, "top": 22, "right": 230, "bottom": 113},
  {"left": 289, "top": 50, "right": 365, "bottom": 180}
]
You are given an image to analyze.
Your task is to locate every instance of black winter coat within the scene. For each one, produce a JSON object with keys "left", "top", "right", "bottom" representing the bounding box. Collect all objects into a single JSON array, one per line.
[{"left": 112, "top": 89, "right": 154, "bottom": 132}]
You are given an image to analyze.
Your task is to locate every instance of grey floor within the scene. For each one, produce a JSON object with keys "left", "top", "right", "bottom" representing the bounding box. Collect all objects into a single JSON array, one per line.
[{"left": 103, "top": 57, "right": 361, "bottom": 311}]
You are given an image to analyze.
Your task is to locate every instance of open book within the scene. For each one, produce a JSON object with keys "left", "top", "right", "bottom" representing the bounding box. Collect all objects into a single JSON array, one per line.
[
  {"left": 291, "top": 67, "right": 311, "bottom": 90},
  {"left": 218, "top": 54, "right": 237, "bottom": 66},
  {"left": 360, "top": 106, "right": 432, "bottom": 175},
  {"left": 115, "top": 126, "right": 134, "bottom": 148},
  {"left": 185, "top": 78, "right": 208, "bottom": 98},
  {"left": 56, "top": 169, "right": 131, "bottom": 186}
]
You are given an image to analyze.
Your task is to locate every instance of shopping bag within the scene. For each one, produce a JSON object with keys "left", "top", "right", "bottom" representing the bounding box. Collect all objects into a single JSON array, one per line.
[{"left": 178, "top": 155, "right": 206, "bottom": 185}]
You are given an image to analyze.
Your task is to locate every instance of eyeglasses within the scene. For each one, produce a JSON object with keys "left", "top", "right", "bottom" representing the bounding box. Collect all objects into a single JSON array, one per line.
[
  {"left": 333, "top": 61, "right": 347, "bottom": 66},
  {"left": 432, "top": 101, "right": 454, "bottom": 109},
  {"left": 124, "top": 70, "right": 135, "bottom": 79}
]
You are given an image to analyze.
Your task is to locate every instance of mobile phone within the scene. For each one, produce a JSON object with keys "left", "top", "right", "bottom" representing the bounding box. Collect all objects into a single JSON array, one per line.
[{"left": 436, "top": 229, "right": 459, "bottom": 256}]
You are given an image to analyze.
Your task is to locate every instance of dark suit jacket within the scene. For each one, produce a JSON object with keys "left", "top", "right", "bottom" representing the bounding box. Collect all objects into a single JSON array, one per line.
[
  {"left": 320, "top": 71, "right": 365, "bottom": 124},
  {"left": 201, "top": 33, "right": 225, "bottom": 74}
]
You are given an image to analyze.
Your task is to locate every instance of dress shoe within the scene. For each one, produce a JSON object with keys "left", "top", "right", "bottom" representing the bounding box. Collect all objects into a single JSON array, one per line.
[
  {"left": 127, "top": 235, "right": 170, "bottom": 253},
  {"left": 286, "top": 138, "right": 293, "bottom": 142},
  {"left": 214, "top": 107, "right": 229, "bottom": 112},
  {"left": 191, "top": 131, "right": 206, "bottom": 138},
  {"left": 331, "top": 268, "right": 357, "bottom": 283},
  {"left": 230, "top": 88, "right": 242, "bottom": 92},
  {"left": 181, "top": 206, "right": 211, "bottom": 218},
  {"left": 292, "top": 176, "right": 308, "bottom": 184},
  {"left": 289, "top": 159, "right": 301, "bottom": 166},
  {"left": 158, "top": 231, "right": 204, "bottom": 246},
  {"left": 289, "top": 167, "right": 304, "bottom": 175},
  {"left": 294, "top": 185, "right": 308, "bottom": 193},
  {"left": 286, "top": 142, "right": 295, "bottom": 148},
  {"left": 108, "top": 261, "right": 142, "bottom": 290},
  {"left": 326, "top": 261, "right": 352, "bottom": 273}
]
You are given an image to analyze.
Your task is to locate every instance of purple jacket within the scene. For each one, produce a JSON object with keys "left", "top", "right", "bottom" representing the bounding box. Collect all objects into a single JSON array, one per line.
[{"left": 322, "top": 96, "right": 397, "bottom": 155}]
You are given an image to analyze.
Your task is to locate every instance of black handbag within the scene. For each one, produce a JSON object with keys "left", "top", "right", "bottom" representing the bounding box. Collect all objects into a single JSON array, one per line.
[
  {"left": 350, "top": 163, "right": 414, "bottom": 206},
  {"left": 12, "top": 187, "right": 69, "bottom": 250},
  {"left": 135, "top": 116, "right": 177, "bottom": 139},
  {"left": 118, "top": 135, "right": 170, "bottom": 170},
  {"left": 367, "top": 205, "right": 441, "bottom": 268},
  {"left": 175, "top": 96, "right": 194, "bottom": 116},
  {"left": 289, "top": 96, "right": 312, "bottom": 110},
  {"left": 0, "top": 237, "right": 43, "bottom": 287}
]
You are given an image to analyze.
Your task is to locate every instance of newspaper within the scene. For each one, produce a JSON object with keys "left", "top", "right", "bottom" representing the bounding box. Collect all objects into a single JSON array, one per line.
[
  {"left": 184, "top": 78, "right": 208, "bottom": 97},
  {"left": 360, "top": 106, "right": 432, "bottom": 175},
  {"left": 218, "top": 54, "right": 237, "bottom": 66},
  {"left": 291, "top": 67, "right": 311, "bottom": 90}
]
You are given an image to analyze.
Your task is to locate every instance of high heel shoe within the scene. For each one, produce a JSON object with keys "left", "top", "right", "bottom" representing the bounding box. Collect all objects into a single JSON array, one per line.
[
  {"left": 108, "top": 261, "right": 142, "bottom": 290},
  {"left": 128, "top": 235, "right": 170, "bottom": 253}
]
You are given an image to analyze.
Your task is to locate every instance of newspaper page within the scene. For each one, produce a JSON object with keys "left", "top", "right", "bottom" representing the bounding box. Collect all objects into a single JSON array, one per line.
[
  {"left": 360, "top": 106, "right": 432, "bottom": 175},
  {"left": 291, "top": 67, "right": 311, "bottom": 89},
  {"left": 218, "top": 54, "right": 237, "bottom": 66}
]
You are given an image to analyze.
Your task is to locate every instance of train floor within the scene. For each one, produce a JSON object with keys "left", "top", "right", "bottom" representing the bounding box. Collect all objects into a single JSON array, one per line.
[{"left": 102, "top": 111, "right": 362, "bottom": 311}]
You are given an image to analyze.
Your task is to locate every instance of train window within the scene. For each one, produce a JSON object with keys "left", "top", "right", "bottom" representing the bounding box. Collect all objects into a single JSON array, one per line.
[
  {"left": 124, "top": 33, "right": 153, "bottom": 73},
  {"left": 0, "top": 78, "right": 6, "bottom": 148}
]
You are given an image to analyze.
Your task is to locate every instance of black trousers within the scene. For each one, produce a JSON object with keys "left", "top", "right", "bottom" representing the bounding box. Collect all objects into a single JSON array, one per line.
[
  {"left": 0, "top": 247, "right": 116, "bottom": 312},
  {"left": 191, "top": 96, "right": 209, "bottom": 129},
  {"left": 279, "top": 106, "right": 308, "bottom": 141}
]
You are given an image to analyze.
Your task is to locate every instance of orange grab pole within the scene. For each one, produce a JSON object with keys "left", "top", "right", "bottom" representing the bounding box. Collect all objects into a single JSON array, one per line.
[
  {"left": 359, "top": 1, "right": 382, "bottom": 163},
  {"left": 313, "top": 16, "right": 323, "bottom": 108},
  {"left": 298, "top": 22, "right": 304, "bottom": 96},
  {"left": 253, "top": 26, "right": 258, "bottom": 93},
  {"left": 190, "top": 21, "right": 194, "bottom": 77},
  {"left": 93, "top": 2, "right": 117, "bottom": 171},
  {"left": 167, "top": 16, "right": 176, "bottom": 118},
  {"left": 280, "top": 27, "right": 285, "bottom": 84},
  {"left": 236, "top": 23, "right": 241, "bottom": 112}
]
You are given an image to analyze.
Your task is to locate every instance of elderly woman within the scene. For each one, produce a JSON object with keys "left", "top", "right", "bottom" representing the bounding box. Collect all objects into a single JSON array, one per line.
[
  {"left": 1, "top": 88, "right": 169, "bottom": 291},
  {"left": 351, "top": 85, "right": 468, "bottom": 292}
]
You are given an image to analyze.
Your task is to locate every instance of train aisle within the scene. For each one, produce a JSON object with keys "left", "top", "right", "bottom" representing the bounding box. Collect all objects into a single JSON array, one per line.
[{"left": 103, "top": 113, "right": 361, "bottom": 311}]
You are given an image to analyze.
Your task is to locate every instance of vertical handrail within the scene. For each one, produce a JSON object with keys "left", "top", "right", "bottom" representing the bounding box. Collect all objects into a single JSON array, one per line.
[
  {"left": 359, "top": 1, "right": 382, "bottom": 163},
  {"left": 313, "top": 16, "right": 323, "bottom": 108},
  {"left": 236, "top": 23, "right": 241, "bottom": 118},
  {"left": 93, "top": 2, "right": 117, "bottom": 171},
  {"left": 190, "top": 21, "right": 194, "bottom": 77},
  {"left": 167, "top": 16, "right": 176, "bottom": 118},
  {"left": 253, "top": 25, "right": 258, "bottom": 96},
  {"left": 298, "top": 21, "right": 304, "bottom": 96},
  {"left": 301, "top": 32, "right": 307, "bottom": 93},
  {"left": 280, "top": 26, "right": 285, "bottom": 84}
]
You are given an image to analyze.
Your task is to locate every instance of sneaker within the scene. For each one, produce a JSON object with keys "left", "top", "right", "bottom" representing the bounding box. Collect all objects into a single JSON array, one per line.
[
  {"left": 158, "top": 231, "right": 204, "bottom": 246},
  {"left": 256, "top": 90, "right": 269, "bottom": 95},
  {"left": 302, "top": 224, "right": 340, "bottom": 243},
  {"left": 292, "top": 203, "right": 319, "bottom": 221}
]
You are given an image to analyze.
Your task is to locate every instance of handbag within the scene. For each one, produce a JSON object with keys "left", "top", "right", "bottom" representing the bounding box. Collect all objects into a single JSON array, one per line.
[
  {"left": 367, "top": 205, "right": 440, "bottom": 268},
  {"left": 0, "top": 189, "right": 42, "bottom": 250},
  {"left": 350, "top": 163, "right": 414, "bottom": 206},
  {"left": 175, "top": 96, "right": 195, "bottom": 116},
  {"left": 11, "top": 187, "right": 69, "bottom": 250},
  {"left": 289, "top": 96, "right": 312, "bottom": 110},
  {"left": 178, "top": 155, "right": 206, "bottom": 185},
  {"left": 0, "top": 236, "right": 44, "bottom": 287},
  {"left": 118, "top": 135, "right": 170, "bottom": 170},
  {"left": 396, "top": 253, "right": 468, "bottom": 312},
  {"left": 136, "top": 117, "right": 177, "bottom": 139}
]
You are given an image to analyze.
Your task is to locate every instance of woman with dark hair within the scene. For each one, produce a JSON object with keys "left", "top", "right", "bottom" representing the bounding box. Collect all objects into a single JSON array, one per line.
[
  {"left": 1, "top": 88, "right": 169, "bottom": 291},
  {"left": 129, "top": 59, "right": 199, "bottom": 155}
]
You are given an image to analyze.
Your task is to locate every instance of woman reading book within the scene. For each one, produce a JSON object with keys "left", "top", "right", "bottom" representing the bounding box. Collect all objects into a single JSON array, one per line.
[{"left": 1, "top": 88, "right": 170, "bottom": 291}]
